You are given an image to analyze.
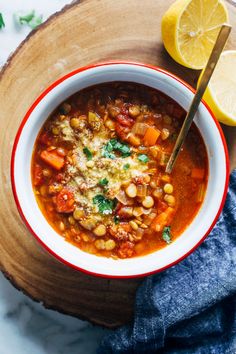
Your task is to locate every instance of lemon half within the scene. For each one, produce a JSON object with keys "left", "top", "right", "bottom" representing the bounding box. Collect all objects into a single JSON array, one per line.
[
  {"left": 162, "top": 0, "right": 229, "bottom": 69},
  {"left": 199, "top": 50, "right": 236, "bottom": 126}
]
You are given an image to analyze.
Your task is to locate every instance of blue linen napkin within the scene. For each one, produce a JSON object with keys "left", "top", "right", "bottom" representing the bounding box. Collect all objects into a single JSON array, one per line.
[{"left": 98, "top": 170, "right": 236, "bottom": 354}]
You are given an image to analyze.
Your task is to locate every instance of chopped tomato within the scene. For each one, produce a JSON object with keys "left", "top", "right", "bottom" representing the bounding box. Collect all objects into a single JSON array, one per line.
[
  {"left": 33, "top": 164, "right": 44, "bottom": 186},
  {"left": 40, "top": 150, "right": 65, "bottom": 170},
  {"left": 116, "top": 114, "right": 134, "bottom": 127},
  {"left": 118, "top": 241, "right": 135, "bottom": 258},
  {"left": 54, "top": 188, "right": 75, "bottom": 213},
  {"left": 120, "top": 105, "right": 129, "bottom": 116},
  {"left": 120, "top": 223, "right": 132, "bottom": 233},
  {"left": 115, "top": 123, "right": 130, "bottom": 140},
  {"left": 55, "top": 172, "right": 64, "bottom": 182}
]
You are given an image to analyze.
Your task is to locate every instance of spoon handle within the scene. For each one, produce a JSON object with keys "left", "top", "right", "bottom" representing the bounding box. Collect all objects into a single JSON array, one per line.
[{"left": 165, "top": 24, "right": 232, "bottom": 174}]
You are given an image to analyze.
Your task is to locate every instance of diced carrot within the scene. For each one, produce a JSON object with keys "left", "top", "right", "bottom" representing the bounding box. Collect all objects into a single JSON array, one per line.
[
  {"left": 151, "top": 207, "right": 175, "bottom": 232},
  {"left": 191, "top": 168, "right": 205, "bottom": 180},
  {"left": 33, "top": 164, "right": 44, "bottom": 186},
  {"left": 157, "top": 201, "right": 168, "bottom": 212},
  {"left": 143, "top": 127, "right": 161, "bottom": 146},
  {"left": 40, "top": 150, "right": 64, "bottom": 170}
]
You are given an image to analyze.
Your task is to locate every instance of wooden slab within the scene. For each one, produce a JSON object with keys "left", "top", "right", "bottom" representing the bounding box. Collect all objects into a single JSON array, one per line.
[{"left": 0, "top": 0, "right": 236, "bottom": 328}]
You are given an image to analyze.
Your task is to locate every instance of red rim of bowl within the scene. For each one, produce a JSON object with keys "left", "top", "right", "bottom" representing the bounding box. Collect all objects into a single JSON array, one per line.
[{"left": 10, "top": 61, "right": 230, "bottom": 279}]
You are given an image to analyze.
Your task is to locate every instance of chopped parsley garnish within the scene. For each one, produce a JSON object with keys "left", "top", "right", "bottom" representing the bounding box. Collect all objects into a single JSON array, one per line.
[
  {"left": 114, "top": 215, "right": 120, "bottom": 224},
  {"left": 102, "top": 139, "right": 131, "bottom": 159},
  {"left": 83, "top": 147, "right": 93, "bottom": 160},
  {"left": 93, "top": 195, "right": 117, "bottom": 215},
  {"left": 102, "top": 140, "right": 116, "bottom": 159},
  {"left": 14, "top": 10, "right": 43, "bottom": 29},
  {"left": 27, "top": 14, "right": 43, "bottom": 29},
  {"left": 0, "top": 13, "right": 5, "bottom": 29},
  {"left": 123, "top": 163, "right": 130, "bottom": 170},
  {"left": 99, "top": 178, "right": 109, "bottom": 186},
  {"left": 162, "top": 226, "right": 172, "bottom": 244},
  {"left": 138, "top": 154, "right": 149, "bottom": 163}
]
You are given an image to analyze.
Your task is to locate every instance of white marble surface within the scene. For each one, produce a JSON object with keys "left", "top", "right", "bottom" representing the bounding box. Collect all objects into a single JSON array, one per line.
[{"left": 0, "top": 1, "right": 109, "bottom": 353}]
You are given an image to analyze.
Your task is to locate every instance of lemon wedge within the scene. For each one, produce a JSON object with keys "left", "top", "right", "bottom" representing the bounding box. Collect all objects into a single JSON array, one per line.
[
  {"left": 199, "top": 50, "right": 236, "bottom": 126},
  {"left": 161, "top": 0, "right": 229, "bottom": 69}
]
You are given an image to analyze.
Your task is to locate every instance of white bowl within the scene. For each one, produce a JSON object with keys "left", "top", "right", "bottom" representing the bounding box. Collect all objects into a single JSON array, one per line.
[{"left": 11, "top": 62, "right": 229, "bottom": 278}]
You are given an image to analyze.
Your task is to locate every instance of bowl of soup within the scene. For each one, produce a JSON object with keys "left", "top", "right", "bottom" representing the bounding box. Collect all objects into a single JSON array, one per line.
[{"left": 11, "top": 62, "right": 229, "bottom": 277}]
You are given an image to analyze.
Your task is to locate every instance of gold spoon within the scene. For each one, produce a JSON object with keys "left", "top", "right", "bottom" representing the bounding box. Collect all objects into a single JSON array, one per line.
[{"left": 165, "top": 24, "right": 232, "bottom": 174}]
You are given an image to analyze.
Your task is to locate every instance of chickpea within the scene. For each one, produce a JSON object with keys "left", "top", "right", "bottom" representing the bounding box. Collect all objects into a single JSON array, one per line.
[
  {"left": 39, "top": 185, "right": 48, "bottom": 197},
  {"left": 42, "top": 168, "right": 52, "bottom": 178},
  {"left": 86, "top": 160, "right": 95, "bottom": 168},
  {"left": 164, "top": 194, "right": 176, "bottom": 206},
  {"left": 125, "top": 183, "right": 137, "bottom": 198},
  {"left": 129, "top": 105, "right": 140, "bottom": 117},
  {"left": 105, "top": 239, "right": 116, "bottom": 251},
  {"left": 105, "top": 119, "right": 115, "bottom": 131},
  {"left": 142, "top": 196, "right": 154, "bottom": 208},
  {"left": 93, "top": 224, "right": 106, "bottom": 236},
  {"left": 52, "top": 127, "right": 59, "bottom": 135},
  {"left": 70, "top": 118, "right": 80, "bottom": 129},
  {"left": 59, "top": 221, "right": 65, "bottom": 231},
  {"left": 161, "top": 128, "right": 170, "bottom": 140},
  {"left": 68, "top": 216, "right": 76, "bottom": 225},
  {"left": 129, "top": 220, "right": 139, "bottom": 231},
  {"left": 95, "top": 239, "right": 106, "bottom": 250},
  {"left": 73, "top": 208, "right": 85, "bottom": 220},
  {"left": 164, "top": 183, "right": 173, "bottom": 194}
]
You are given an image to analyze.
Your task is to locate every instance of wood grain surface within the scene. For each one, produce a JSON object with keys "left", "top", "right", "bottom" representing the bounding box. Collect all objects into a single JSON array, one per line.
[{"left": 0, "top": 0, "right": 235, "bottom": 328}]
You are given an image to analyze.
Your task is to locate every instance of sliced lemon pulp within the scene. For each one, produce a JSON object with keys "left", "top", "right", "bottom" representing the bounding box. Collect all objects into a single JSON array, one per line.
[
  {"left": 162, "top": 0, "right": 229, "bottom": 69},
  {"left": 200, "top": 50, "right": 236, "bottom": 126}
]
